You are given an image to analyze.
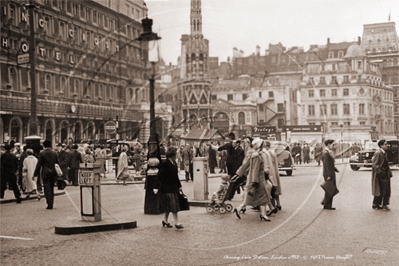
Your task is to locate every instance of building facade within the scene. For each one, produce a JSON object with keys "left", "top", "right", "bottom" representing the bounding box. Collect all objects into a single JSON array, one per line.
[
  {"left": 300, "top": 43, "right": 395, "bottom": 143},
  {"left": 0, "top": 0, "right": 152, "bottom": 146},
  {"left": 360, "top": 22, "right": 399, "bottom": 138}
]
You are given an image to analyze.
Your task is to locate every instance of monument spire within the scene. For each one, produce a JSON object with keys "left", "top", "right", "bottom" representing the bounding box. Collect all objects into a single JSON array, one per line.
[{"left": 191, "top": 0, "right": 202, "bottom": 36}]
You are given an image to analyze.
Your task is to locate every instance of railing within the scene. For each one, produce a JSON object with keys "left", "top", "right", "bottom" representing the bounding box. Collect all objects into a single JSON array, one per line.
[{"left": 0, "top": 91, "right": 143, "bottom": 121}]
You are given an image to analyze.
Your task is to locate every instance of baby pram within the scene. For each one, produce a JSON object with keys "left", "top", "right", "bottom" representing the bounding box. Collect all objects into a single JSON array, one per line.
[{"left": 206, "top": 176, "right": 234, "bottom": 214}]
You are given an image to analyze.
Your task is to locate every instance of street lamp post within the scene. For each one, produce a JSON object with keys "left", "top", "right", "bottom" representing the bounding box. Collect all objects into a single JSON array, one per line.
[{"left": 135, "top": 17, "right": 162, "bottom": 214}]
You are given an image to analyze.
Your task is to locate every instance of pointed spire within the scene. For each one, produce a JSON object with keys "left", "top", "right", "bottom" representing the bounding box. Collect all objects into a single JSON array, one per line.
[
  {"left": 388, "top": 9, "right": 391, "bottom": 21},
  {"left": 190, "top": 0, "right": 202, "bottom": 36}
]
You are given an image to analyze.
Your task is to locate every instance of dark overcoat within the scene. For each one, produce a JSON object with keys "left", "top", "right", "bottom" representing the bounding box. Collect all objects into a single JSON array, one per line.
[{"left": 371, "top": 149, "right": 392, "bottom": 197}]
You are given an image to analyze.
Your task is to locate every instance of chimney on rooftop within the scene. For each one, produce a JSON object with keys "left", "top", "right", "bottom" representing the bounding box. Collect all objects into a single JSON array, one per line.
[
  {"left": 358, "top": 36, "right": 361, "bottom": 45},
  {"left": 327, "top": 38, "right": 330, "bottom": 45}
]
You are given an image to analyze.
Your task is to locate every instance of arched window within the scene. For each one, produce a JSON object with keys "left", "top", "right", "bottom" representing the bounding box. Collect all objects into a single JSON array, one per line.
[
  {"left": 10, "top": 119, "right": 21, "bottom": 142},
  {"left": 45, "top": 74, "right": 51, "bottom": 93},
  {"left": 61, "top": 77, "right": 67, "bottom": 95},
  {"left": 192, "top": 53, "right": 196, "bottom": 62},
  {"left": 338, "top": 50, "right": 344, "bottom": 58},
  {"left": 9, "top": 67, "right": 17, "bottom": 89},
  {"left": 75, "top": 79, "right": 80, "bottom": 96},
  {"left": 238, "top": 112, "right": 245, "bottom": 125},
  {"left": 328, "top": 51, "right": 334, "bottom": 59},
  {"left": 69, "top": 78, "right": 74, "bottom": 96}
]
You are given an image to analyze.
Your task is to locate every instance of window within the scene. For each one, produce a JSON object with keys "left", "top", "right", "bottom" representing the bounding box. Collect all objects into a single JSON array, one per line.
[
  {"left": 332, "top": 76, "right": 337, "bottom": 84},
  {"left": 331, "top": 122, "right": 338, "bottom": 126},
  {"left": 277, "top": 103, "right": 284, "bottom": 112},
  {"left": 320, "top": 89, "right": 325, "bottom": 97},
  {"left": 343, "top": 88, "right": 349, "bottom": 96},
  {"left": 80, "top": 4, "right": 85, "bottom": 18},
  {"left": 259, "top": 105, "right": 264, "bottom": 111},
  {"left": 344, "top": 122, "right": 350, "bottom": 126},
  {"left": 320, "top": 104, "right": 327, "bottom": 115},
  {"left": 320, "top": 77, "right": 325, "bottom": 84},
  {"left": 308, "top": 105, "right": 315, "bottom": 116},
  {"left": 308, "top": 77, "right": 314, "bottom": 85},
  {"left": 331, "top": 104, "right": 338, "bottom": 115},
  {"left": 343, "top": 76, "right": 349, "bottom": 83},
  {"left": 93, "top": 10, "right": 97, "bottom": 23},
  {"left": 360, "top": 121, "right": 366, "bottom": 126},
  {"left": 259, "top": 91, "right": 262, "bottom": 98},
  {"left": 343, "top": 104, "right": 350, "bottom": 115},
  {"left": 332, "top": 89, "right": 337, "bottom": 96},
  {"left": 238, "top": 112, "right": 245, "bottom": 125},
  {"left": 332, "top": 64, "right": 336, "bottom": 71},
  {"left": 338, "top": 50, "right": 344, "bottom": 58},
  {"left": 104, "top": 16, "right": 108, "bottom": 28},
  {"left": 86, "top": 8, "right": 91, "bottom": 21},
  {"left": 278, "top": 119, "right": 284, "bottom": 128},
  {"left": 359, "top": 103, "right": 365, "bottom": 114},
  {"left": 268, "top": 91, "right": 273, "bottom": 98},
  {"left": 227, "top": 94, "right": 233, "bottom": 101},
  {"left": 136, "top": 9, "right": 140, "bottom": 19},
  {"left": 211, "top": 95, "right": 217, "bottom": 101},
  {"left": 328, "top": 51, "right": 334, "bottom": 59},
  {"left": 309, "top": 90, "right": 314, "bottom": 97}
]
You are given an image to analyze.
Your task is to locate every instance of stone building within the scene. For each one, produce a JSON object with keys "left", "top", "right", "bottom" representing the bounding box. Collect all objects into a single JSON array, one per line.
[
  {"left": 300, "top": 43, "right": 395, "bottom": 143},
  {"left": 360, "top": 21, "right": 399, "bottom": 138},
  {"left": 178, "top": 0, "right": 212, "bottom": 133},
  {"left": 0, "top": 0, "right": 152, "bottom": 146}
]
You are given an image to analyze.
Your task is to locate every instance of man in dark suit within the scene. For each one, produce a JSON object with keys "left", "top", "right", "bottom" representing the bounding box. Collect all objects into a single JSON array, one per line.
[
  {"left": 321, "top": 139, "right": 339, "bottom": 210},
  {"left": 57, "top": 143, "right": 69, "bottom": 190},
  {"left": 35, "top": 140, "right": 59, "bottom": 209},
  {"left": 68, "top": 144, "right": 83, "bottom": 186},
  {"left": 371, "top": 139, "right": 393, "bottom": 211},
  {"left": 0, "top": 145, "right": 22, "bottom": 203}
]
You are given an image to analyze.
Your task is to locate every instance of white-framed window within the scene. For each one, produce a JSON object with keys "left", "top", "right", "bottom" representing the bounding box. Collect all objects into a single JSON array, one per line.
[
  {"left": 331, "top": 104, "right": 338, "bottom": 115},
  {"left": 320, "top": 104, "right": 327, "bottom": 115},
  {"left": 359, "top": 103, "right": 365, "bottom": 115},
  {"left": 308, "top": 105, "right": 315, "bottom": 116},
  {"left": 343, "top": 103, "right": 350, "bottom": 115}
]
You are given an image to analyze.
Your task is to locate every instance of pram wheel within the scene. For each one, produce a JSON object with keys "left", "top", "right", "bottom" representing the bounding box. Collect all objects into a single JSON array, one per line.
[
  {"left": 225, "top": 203, "right": 233, "bottom": 212},
  {"left": 205, "top": 203, "right": 213, "bottom": 213},
  {"left": 219, "top": 206, "right": 227, "bottom": 214}
]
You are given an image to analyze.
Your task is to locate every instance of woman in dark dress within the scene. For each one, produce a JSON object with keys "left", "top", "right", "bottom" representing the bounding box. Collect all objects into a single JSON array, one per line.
[{"left": 154, "top": 147, "right": 184, "bottom": 229}]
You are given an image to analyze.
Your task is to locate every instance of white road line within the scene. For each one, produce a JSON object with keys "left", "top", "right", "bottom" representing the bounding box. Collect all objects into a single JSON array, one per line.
[
  {"left": 0, "top": 236, "right": 33, "bottom": 240},
  {"left": 171, "top": 168, "right": 324, "bottom": 251},
  {"left": 65, "top": 189, "right": 80, "bottom": 213}
]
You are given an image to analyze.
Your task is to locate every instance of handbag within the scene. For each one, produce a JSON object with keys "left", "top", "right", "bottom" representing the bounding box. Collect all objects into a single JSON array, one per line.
[
  {"left": 320, "top": 179, "right": 339, "bottom": 197},
  {"left": 178, "top": 191, "right": 190, "bottom": 211},
  {"left": 55, "top": 164, "right": 63, "bottom": 177}
]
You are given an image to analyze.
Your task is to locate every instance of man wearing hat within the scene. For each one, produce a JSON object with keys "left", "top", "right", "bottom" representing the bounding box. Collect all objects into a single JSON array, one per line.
[
  {"left": 35, "top": 140, "right": 59, "bottom": 209},
  {"left": 0, "top": 145, "right": 22, "bottom": 203}
]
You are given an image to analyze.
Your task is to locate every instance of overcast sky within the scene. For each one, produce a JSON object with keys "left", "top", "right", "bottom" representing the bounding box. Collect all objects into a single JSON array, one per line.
[{"left": 145, "top": 0, "right": 399, "bottom": 65}]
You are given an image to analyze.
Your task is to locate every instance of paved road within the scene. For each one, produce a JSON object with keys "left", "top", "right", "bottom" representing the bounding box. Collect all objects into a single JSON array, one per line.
[{"left": 1, "top": 164, "right": 398, "bottom": 265}]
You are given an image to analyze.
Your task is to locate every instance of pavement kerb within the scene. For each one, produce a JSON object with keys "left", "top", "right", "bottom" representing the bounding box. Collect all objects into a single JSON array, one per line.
[{"left": 0, "top": 190, "right": 65, "bottom": 204}]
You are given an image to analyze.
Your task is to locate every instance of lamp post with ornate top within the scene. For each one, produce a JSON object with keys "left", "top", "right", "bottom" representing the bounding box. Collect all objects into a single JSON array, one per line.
[{"left": 135, "top": 17, "right": 162, "bottom": 214}]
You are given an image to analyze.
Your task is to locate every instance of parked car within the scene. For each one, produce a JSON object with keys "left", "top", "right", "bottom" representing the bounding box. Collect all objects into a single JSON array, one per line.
[
  {"left": 349, "top": 139, "right": 399, "bottom": 171},
  {"left": 270, "top": 141, "right": 295, "bottom": 176}
]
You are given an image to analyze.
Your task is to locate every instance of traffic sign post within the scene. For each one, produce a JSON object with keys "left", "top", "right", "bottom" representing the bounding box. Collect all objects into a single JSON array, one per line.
[
  {"left": 104, "top": 121, "right": 116, "bottom": 135},
  {"left": 79, "top": 163, "right": 102, "bottom": 222}
]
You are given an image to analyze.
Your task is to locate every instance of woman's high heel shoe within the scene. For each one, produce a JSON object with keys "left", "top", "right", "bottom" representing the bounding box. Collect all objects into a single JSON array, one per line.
[
  {"left": 162, "top": 221, "right": 172, "bottom": 228},
  {"left": 175, "top": 224, "right": 184, "bottom": 229},
  {"left": 240, "top": 207, "right": 246, "bottom": 214},
  {"left": 276, "top": 206, "right": 282, "bottom": 211},
  {"left": 233, "top": 208, "right": 241, "bottom": 219},
  {"left": 260, "top": 215, "right": 271, "bottom": 222}
]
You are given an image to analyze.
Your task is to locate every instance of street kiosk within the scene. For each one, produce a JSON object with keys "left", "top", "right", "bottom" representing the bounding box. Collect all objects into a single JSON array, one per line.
[{"left": 79, "top": 163, "right": 102, "bottom": 222}]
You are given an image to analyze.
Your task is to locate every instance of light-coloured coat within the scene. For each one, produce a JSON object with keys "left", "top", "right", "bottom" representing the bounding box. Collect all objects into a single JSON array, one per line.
[{"left": 23, "top": 155, "right": 38, "bottom": 193}]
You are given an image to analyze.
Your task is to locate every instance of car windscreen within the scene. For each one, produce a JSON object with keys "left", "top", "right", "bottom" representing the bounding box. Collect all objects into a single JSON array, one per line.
[{"left": 364, "top": 142, "right": 379, "bottom": 150}]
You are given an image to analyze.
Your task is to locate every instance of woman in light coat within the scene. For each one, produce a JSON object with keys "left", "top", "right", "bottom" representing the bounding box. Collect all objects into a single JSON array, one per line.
[
  {"left": 117, "top": 146, "right": 129, "bottom": 186},
  {"left": 22, "top": 149, "right": 40, "bottom": 200},
  {"left": 233, "top": 139, "right": 275, "bottom": 222},
  {"left": 263, "top": 140, "right": 282, "bottom": 213}
]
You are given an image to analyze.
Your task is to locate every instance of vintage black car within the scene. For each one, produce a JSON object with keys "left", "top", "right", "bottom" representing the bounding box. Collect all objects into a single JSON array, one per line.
[
  {"left": 349, "top": 139, "right": 399, "bottom": 171},
  {"left": 271, "top": 141, "right": 295, "bottom": 176}
]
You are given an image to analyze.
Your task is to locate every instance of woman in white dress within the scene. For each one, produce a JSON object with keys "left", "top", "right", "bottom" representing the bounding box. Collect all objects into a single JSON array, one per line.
[{"left": 22, "top": 149, "right": 40, "bottom": 200}]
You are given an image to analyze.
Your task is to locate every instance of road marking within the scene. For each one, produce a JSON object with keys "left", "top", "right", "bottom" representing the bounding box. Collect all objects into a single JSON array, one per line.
[
  {"left": 65, "top": 189, "right": 80, "bottom": 213},
  {"left": 171, "top": 168, "right": 325, "bottom": 251},
  {"left": 0, "top": 236, "right": 33, "bottom": 240}
]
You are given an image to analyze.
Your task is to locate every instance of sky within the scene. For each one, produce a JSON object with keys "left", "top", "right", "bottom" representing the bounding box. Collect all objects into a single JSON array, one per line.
[{"left": 145, "top": 0, "right": 399, "bottom": 66}]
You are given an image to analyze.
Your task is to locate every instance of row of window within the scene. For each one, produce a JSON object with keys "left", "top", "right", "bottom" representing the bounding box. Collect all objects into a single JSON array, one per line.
[
  {"left": 308, "top": 103, "right": 394, "bottom": 117},
  {"left": 5, "top": 2, "right": 142, "bottom": 42},
  {"left": 307, "top": 88, "right": 393, "bottom": 100}
]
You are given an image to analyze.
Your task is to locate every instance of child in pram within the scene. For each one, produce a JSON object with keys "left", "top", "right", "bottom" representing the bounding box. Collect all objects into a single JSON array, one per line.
[{"left": 206, "top": 176, "right": 233, "bottom": 214}]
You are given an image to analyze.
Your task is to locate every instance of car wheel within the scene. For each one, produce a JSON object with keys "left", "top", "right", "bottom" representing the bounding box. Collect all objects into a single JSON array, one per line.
[
  {"left": 350, "top": 165, "right": 360, "bottom": 171},
  {"left": 286, "top": 170, "right": 292, "bottom": 176}
]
